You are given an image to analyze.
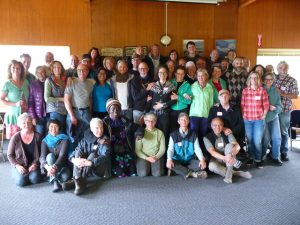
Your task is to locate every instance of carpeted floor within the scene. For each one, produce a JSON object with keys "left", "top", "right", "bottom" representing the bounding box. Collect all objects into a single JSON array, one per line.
[{"left": 0, "top": 146, "right": 300, "bottom": 225}]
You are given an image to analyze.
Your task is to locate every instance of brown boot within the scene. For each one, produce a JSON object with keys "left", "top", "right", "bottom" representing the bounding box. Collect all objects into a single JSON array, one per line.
[
  {"left": 62, "top": 179, "right": 75, "bottom": 191},
  {"left": 74, "top": 177, "right": 86, "bottom": 195}
]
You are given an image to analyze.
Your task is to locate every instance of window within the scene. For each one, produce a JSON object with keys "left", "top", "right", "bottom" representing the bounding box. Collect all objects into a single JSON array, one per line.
[{"left": 0, "top": 45, "right": 70, "bottom": 110}]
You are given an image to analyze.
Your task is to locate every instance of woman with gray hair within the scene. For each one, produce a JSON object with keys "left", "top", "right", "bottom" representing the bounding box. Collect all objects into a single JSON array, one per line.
[
  {"left": 7, "top": 113, "right": 42, "bottom": 187},
  {"left": 135, "top": 113, "right": 165, "bottom": 176}
]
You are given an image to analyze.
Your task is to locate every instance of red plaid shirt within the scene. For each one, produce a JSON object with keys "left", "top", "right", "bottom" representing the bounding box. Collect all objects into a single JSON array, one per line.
[{"left": 241, "top": 86, "right": 269, "bottom": 120}]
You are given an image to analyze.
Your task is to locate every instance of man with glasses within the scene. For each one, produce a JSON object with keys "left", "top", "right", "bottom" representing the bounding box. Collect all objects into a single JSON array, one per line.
[
  {"left": 64, "top": 63, "right": 94, "bottom": 147},
  {"left": 129, "top": 62, "right": 155, "bottom": 124}
]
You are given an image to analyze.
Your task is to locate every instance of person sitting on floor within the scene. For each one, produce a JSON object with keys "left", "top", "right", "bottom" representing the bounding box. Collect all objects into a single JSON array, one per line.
[
  {"left": 166, "top": 112, "right": 207, "bottom": 179},
  {"left": 103, "top": 99, "right": 137, "bottom": 178},
  {"left": 66, "top": 118, "right": 111, "bottom": 195},
  {"left": 40, "top": 119, "right": 72, "bottom": 192},
  {"left": 204, "top": 117, "right": 252, "bottom": 184},
  {"left": 135, "top": 113, "right": 165, "bottom": 177},
  {"left": 7, "top": 113, "right": 42, "bottom": 187}
]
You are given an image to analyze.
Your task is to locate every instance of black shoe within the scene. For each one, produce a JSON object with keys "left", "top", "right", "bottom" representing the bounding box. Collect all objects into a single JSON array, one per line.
[
  {"left": 281, "top": 153, "right": 289, "bottom": 162},
  {"left": 256, "top": 161, "right": 264, "bottom": 169},
  {"left": 271, "top": 158, "right": 283, "bottom": 166},
  {"left": 62, "top": 179, "right": 75, "bottom": 191},
  {"left": 245, "top": 159, "right": 254, "bottom": 165},
  {"left": 53, "top": 180, "right": 62, "bottom": 193}
]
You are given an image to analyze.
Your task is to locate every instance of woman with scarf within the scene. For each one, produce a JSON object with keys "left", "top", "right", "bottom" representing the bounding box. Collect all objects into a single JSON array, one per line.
[
  {"left": 40, "top": 119, "right": 71, "bottom": 192},
  {"left": 44, "top": 60, "right": 68, "bottom": 133}
]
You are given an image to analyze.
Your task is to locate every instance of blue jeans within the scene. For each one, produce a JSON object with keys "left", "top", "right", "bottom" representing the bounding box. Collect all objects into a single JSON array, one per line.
[
  {"left": 35, "top": 117, "right": 47, "bottom": 136},
  {"left": 12, "top": 167, "right": 41, "bottom": 187},
  {"left": 49, "top": 112, "right": 66, "bottom": 134},
  {"left": 66, "top": 109, "right": 91, "bottom": 147},
  {"left": 190, "top": 117, "right": 209, "bottom": 159},
  {"left": 278, "top": 111, "right": 291, "bottom": 154},
  {"left": 262, "top": 117, "right": 282, "bottom": 160},
  {"left": 244, "top": 119, "right": 265, "bottom": 162},
  {"left": 46, "top": 153, "right": 71, "bottom": 183}
]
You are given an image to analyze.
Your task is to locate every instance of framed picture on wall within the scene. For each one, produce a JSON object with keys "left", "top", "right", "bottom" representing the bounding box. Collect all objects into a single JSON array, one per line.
[
  {"left": 124, "top": 46, "right": 148, "bottom": 57},
  {"left": 101, "top": 48, "right": 124, "bottom": 57},
  {"left": 183, "top": 39, "right": 205, "bottom": 57},
  {"left": 215, "top": 39, "right": 236, "bottom": 59}
]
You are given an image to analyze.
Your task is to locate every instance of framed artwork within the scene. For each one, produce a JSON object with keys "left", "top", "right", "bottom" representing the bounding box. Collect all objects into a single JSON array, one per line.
[
  {"left": 215, "top": 39, "right": 236, "bottom": 59},
  {"left": 124, "top": 46, "right": 148, "bottom": 57},
  {"left": 101, "top": 48, "right": 124, "bottom": 57},
  {"left": 183, "top": 39, "right": 205, "bottom": 56}
]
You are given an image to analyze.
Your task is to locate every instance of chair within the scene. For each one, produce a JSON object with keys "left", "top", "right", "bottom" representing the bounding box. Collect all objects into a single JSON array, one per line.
[
  {"left": 289, "top": 110, "right": 300, "bottom": 151},
  {"left": 0, "top": 113, "right": 6, "bottom": 161}
]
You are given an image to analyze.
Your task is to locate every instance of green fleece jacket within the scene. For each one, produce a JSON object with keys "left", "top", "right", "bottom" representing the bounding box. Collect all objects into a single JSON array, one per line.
[{"left": 170, "top": 79, "right": 192, "bottom": 111}]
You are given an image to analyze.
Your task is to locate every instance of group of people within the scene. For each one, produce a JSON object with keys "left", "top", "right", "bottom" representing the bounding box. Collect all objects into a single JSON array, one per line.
[{"left": 1, "top": 42, "right": 298, "bottom": 195}]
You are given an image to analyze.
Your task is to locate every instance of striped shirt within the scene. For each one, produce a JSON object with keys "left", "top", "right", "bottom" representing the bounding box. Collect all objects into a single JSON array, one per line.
[
  {"left": 241, "top": 86, "right": 269, "bottom": 120},
  {"left": 274, "top": 74, "right": 299, "bottom": 112}
]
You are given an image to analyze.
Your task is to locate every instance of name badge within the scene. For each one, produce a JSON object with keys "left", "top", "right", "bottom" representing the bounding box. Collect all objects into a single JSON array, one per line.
[
  {"left": 254, "top": 96, "right": 261, "bottom": 100},
  {"left": 217, "top": 112, "right": 223, "bottom": 116},
  {"left": 93, "top": 145, "right": 98, "bottom": 150},
  {"left": 217, "top": 142, "right": 224, "bottom": 148},
  {"left": 178, "top": 142, "right": 182, "bottom": 147},
  {"left": 281, "top": 87, "right": 286, "bottom": 91}
]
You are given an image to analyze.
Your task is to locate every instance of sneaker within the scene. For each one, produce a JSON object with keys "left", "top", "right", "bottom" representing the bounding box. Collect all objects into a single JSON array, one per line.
[
  {"left": 62, "top": 179, "right": 75, "bottom": 191},
  {"left": 234, "top": 171, "right": 252, "bottom": 179},
  {"left": 281, "top": 153, "right": 289, "bottom": 162},
  {"left": 53, "top": 180, "right": 62, "bottom": 193},
  {"left": 223, "top": 178, "right": 232, "bottom": 184},
  {"left": 192, "top": 171, "right": 208, "bottom": 179},
  {"left": 245, "top": 159, "right": 254, "bottom": 165},
  {"left": 184, "top": 170, "right": 193, "bottom": 180},
  {"left": 233, "top": 160, "right": 242, "bottom": 169},
  {"left": 256, "top": 161, "right": 264, "bottom": 169}
]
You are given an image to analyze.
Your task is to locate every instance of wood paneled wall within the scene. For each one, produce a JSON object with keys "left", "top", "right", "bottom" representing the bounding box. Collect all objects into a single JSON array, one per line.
[
  {"left": 0, "top": 0, "right": 91, "bottom": 55},
  {"left": 91, "top": 0, "right": 238, "bottom": 57},
  {"left": 237, "top": 0, "right": 300, "bottom": 65}
]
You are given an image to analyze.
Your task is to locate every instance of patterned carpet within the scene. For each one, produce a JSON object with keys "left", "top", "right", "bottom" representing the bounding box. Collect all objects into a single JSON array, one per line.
[{"left": 0, "top": 147, "right": 300, "bottom": 225}]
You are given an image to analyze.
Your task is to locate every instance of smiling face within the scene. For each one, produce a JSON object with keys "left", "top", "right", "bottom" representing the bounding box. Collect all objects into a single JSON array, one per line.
[
  {"left": 178, "top": 115, "right": 189, "bottom": 130},
  {"left": 175, "top": 68, "right": 185, "bottom": 82},
  {"left": 20, "top": 117, "right": 33, "bottom": 132},
  {"left": 11, "top": 63, "right": 22, "bottom": 80},
  {"left": 36, "top": 67, "right": 47, "bottom": 82},
  {"left": 52, "top": 62, "right": 62, "bottom": 76},
  {"left": 144, "top": 115, "right": 157, "bottom": 131},
  {"left": 109, "top": 104, "right": 121, "bottom": 120},
  {"left": 117, "top": 61, "right": 128, "bottom": 75},
  {"left": 158, "top": 67, "right": 168, "bottom": 83},
  {"left": 77, "top": 64, "right": 89, "bottom": 81},
  {"left": 197, "top": 71, "right": 208, "bottom": 86},
  {"left": 97, "top": 69, "right": 107, "bottom": 83},
  {"left": 48, "top": 122, "right": 60, "bottom": 136},
  {"left": 91, "top": 122, "right": 104, "bottom": 138},
  {"left": 211, "top": 118, "right": 224, "bottom": 135}
]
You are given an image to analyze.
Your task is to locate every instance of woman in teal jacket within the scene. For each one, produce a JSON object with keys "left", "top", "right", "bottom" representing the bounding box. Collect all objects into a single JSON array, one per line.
[{"left": 170, "top": 65, "right": 192, "bottom": 132}]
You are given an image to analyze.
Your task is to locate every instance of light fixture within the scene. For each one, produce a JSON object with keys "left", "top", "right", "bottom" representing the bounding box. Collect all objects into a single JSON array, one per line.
[{"left": 160, "top": 2, "right": 172, "bottom": 46}]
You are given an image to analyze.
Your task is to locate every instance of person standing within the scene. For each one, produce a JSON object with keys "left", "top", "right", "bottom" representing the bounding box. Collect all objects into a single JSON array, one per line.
[{"left": 274, "top": 61, "right": 299, "bottom": 161}]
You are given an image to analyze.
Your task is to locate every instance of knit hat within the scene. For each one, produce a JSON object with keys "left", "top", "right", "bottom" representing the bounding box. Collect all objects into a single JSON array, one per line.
[{"left": 106, "top": 98, "right": 121, "bottom": 111}]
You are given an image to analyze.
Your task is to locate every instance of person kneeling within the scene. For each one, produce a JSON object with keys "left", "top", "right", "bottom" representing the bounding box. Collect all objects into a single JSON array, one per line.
[
  {"left": 66, "top": 118, "right": 111, "bottom": 195},
  {"left": 166, "top": 113, "right": 207, "bottom": 179},
  {"left": 204, "top": 117, "right": 252, "bottom": 184},
  {"left": 135, "top": 113, "right": 165, "bottom": 177}
]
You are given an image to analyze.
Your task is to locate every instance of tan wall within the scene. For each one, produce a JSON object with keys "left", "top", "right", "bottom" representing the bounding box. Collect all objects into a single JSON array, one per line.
[
  {"left": 0, "top": 0, "right": 91, "bottom": 55},
  {"left": 237, "top": 0, "right": 300, "bottom": 65},
  {"left": 91, "top": 0, "right": 238, "bottom": 57}
]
